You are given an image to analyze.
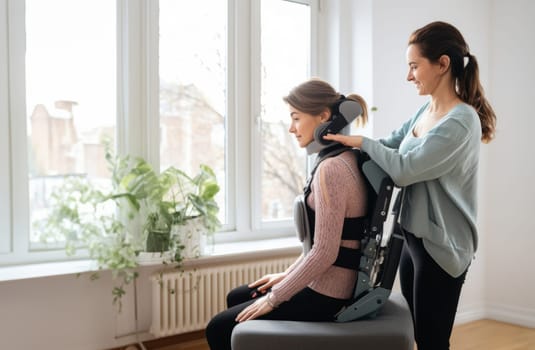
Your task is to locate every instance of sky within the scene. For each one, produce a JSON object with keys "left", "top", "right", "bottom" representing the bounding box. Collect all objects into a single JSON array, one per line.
[{"left": 25, "top": 0, "right": 116, "bottom": 132}]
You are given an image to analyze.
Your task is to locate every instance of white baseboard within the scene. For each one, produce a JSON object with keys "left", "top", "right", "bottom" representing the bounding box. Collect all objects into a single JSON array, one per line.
[
  {"left": 454, "top": 302, "right": 535, "bottom": 328},
  {"left": 485, "top": 302, "right": 535, "bottom": 328},
  {"left": 455, "top": 303, "right": 487, "bottom": 325}
]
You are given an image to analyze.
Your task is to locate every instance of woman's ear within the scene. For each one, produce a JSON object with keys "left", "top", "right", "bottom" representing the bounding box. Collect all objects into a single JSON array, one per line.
[
  {"left": 319, "top": 109, "right": 331, "bottom": 123},
  {"left": 438, "top": 54, "right": 451, "bottom": 74}
]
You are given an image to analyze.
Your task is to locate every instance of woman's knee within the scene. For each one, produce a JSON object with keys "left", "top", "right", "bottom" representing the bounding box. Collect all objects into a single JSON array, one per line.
[{"left": 226, "top": 284, "right": 253, "bottom": 307}]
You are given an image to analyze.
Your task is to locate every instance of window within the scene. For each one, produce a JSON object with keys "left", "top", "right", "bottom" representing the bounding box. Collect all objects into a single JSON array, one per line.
[
  {"left": 159, "top": 0, "right": 227, "bottom": 224},
  {"left": 25, "top": 0, "right": 117, "bottom": 248},
  {"left": 0, "top": 0, "right": 316, "bottom": 266},
  {"left": 258, "top": 0, "right": 310, "bottom": 224}
]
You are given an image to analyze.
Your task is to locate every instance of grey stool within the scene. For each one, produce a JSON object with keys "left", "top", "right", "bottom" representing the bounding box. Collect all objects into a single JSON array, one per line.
[{"left": 231, "top": 292, "right": 414, "bottom": 350}]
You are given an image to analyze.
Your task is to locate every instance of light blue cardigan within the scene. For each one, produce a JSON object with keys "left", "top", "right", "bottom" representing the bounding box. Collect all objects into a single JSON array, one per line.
[{"left": 361, "top": 102, "right": 481, "bottom": 277}]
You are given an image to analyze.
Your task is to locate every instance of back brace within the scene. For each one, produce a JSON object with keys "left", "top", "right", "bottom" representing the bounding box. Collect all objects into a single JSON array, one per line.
[
  {"left": 294, "top": 144, "right": 371, "bottom": 270},
  {"left": 294, "top": 144, "right": 406, "bottom": 321}
]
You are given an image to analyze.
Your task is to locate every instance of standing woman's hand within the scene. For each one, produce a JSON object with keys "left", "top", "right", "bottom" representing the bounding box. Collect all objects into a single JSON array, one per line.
[{"left": 323, "top": 134, "right": 364, "bottom": 148}]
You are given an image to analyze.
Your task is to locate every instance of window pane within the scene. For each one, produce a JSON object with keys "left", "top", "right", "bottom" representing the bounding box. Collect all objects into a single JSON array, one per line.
[
  {"left": 261, "top": 0, "right": 310, "bottom": 222},
  {"left": 26, "top": 0, "right": 116, "bottom": 246},
  {"left": 159, "top": 0, "right": 227, "bottom": 225}
]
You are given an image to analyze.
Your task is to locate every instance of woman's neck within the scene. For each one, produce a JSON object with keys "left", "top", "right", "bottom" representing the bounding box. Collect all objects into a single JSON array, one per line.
[{"left": 428, "top": 89, "right": 462, "bottom": 118}]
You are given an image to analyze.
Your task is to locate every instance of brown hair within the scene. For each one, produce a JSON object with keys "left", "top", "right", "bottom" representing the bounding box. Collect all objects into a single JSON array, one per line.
[
  {"left": 409, "top": 21, "right": 496, "bottom": 143},
  {"left": 283, "top": 78, "right": 368, "bottom": 127}
]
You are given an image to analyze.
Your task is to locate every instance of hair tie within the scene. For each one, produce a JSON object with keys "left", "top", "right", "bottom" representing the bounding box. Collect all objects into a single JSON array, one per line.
[{"left": 463, "top": 54, "right": 470, "bottom": 68}]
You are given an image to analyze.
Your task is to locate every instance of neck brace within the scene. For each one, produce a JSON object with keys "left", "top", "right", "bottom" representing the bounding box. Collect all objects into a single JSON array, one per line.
[
  {"left": 305, "top": 98, "right": 363, "bottom": 155},
  {"left": 305, "top": 124, "right": 352, "bottom": 154}
]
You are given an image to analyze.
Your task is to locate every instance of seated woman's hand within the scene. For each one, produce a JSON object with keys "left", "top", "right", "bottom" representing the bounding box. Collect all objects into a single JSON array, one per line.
[
  {"left": 235, "top": 295, "right": 274, "bottom": 322},
  {"left": 248, "top": 273, "right": 286, "bottom": 297}
]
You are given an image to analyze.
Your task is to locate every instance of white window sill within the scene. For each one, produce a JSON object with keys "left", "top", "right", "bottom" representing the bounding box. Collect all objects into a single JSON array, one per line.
[
  {"left": 0, "top": 259, "right": 100, "bottom": 282},
  {"left": 0, "top": 237, "right": 302, "bottom": 282},
  {"left": 186, "top": 236, "right": 301, "bottom": 267}
]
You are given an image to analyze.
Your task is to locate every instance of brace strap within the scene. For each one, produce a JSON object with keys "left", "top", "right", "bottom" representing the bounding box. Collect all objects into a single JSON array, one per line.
[{"left": 307, "top": 209, "right": 367, "bottom": 271}]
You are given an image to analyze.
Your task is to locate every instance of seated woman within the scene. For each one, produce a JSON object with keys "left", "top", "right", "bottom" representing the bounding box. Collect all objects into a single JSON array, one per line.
[{"left": 205, "top": 78, "right": 369, "bottom": 350}]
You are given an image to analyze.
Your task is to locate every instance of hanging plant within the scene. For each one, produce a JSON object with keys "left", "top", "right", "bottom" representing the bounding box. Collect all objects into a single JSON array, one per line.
[{"left": 33, "top": 147, "right": 221, "bottom": 311}]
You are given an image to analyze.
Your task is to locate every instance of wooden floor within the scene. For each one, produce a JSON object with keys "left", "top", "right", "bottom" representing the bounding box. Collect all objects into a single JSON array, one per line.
[
  {"left": 450, "top": 320, "right": 535, "bottom": 350},
  {"left": 122, "top": 319, "right": 535, "bottom": 350}
]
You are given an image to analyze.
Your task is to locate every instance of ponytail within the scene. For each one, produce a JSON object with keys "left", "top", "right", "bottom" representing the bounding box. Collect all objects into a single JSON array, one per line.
[
  {"left": 458, "top": 54, "right": 497, "bottom": 143},
  {"left": 346, "top": 94, "right": 368, "bottom": 128}
]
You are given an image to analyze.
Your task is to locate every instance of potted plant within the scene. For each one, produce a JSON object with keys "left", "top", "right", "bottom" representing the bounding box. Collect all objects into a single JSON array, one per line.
[
  {"left": 34, "top": 151, "right": 150, "bottom": 309},
  {"left": 34, "top": 148, "right": 221, "bottom": 309},
  {"left": 132, "top": 163, "right": 221, "bottom": 261},
  {"left": 167, "top": 165, "right": 221, "bottom": 258},
  {"left": 118, "top": 159, "right": 174, "bottom": 255},
  {"left": 144, "top": 212, "right": 171, "bottom": 252}
]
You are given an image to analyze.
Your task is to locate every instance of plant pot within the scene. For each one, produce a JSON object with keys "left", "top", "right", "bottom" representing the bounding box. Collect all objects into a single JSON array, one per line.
[
  {"left": 146, "top": 229, "right": 171, "bottom": 252},
  {"left": 172, "top": 217, "right": 206, "bottom": 259}
]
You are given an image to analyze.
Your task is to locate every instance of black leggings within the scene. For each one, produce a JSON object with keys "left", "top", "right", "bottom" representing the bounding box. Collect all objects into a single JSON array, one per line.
[
  {"left": 399, "top": 230, "right": 468, "bottom": 350},
  {"left": 205, "top": 285, "right": 347, "bottom": 350}
]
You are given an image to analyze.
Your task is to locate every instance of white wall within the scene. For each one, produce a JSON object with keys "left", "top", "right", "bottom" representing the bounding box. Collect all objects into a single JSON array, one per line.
[
  {"left": 1, "top": 1, "right": 534, "bottom": 349},
  {"left": 483, "top": 0, "right": 535, "bottom": 327},
  {"left": 0, "top": 266, "right": 157, "bottom": 349}
]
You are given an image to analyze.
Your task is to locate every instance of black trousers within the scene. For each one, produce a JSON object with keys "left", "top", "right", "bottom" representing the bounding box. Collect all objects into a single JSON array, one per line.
[
  {"left": 399, "top": 230, "right": 468, "bottom": 350},
  {"left": 205, "top": 285, "right": 347, "bottom": 350}
]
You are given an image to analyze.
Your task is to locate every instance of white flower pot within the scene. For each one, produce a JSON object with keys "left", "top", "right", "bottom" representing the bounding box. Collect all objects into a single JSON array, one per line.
[{"left": 172, "top": 217, "right": 206, "bottom": 259}]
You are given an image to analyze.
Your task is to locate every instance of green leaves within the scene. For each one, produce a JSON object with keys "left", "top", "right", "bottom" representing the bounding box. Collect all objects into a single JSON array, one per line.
[
  {"left": 32, "top": 145, "right": 221, "bottom": 311},
  {"left": 165, "top": 163, "right": 221, "bottom": 233}
]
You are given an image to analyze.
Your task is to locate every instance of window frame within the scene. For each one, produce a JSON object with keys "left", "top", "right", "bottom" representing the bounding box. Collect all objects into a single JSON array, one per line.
[
  {"left": 0, "top": 0, "right": 318, "bottom": 265},
  {"left": 7, "top": 0, "right": 33, "bottom": 263},
  {"left": 0, "top": 0, "right": 11, "bottom": 255},
  {"left": 251, "top": 0, "right": 318, "bottom": 234},
  {"left": 223, "top": 0, "right": 318, "bottom": 243}
]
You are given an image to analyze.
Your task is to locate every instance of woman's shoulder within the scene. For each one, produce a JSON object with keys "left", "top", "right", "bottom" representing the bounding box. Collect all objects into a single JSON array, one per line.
[
  {"left": 451, "top": 102, "right": 478, "bottom": 116},
  {"left": 320, "top": 150, "right": 357, "bottom": 165},
  {"left": 445, "top": 103, "right": 481, "bottom": 131},
  {"left": 428, "top": 103, "right": 480, "bottom": 143},
  {"left": 318, "top": 151, "right": 361, "bottom": 180}
]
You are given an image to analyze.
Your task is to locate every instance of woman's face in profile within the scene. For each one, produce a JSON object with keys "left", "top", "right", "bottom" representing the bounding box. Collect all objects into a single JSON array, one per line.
[
  {"left": 406, "top": 44, "right": 443, "bottom": 96},
  {"left": 287, "top": 105, "right": 326, "bottom": 148}
]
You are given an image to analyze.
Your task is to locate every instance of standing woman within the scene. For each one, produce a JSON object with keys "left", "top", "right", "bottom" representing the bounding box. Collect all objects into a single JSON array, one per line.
[{"left": 324, "top": 21, "right": 496, "bottom": 350}]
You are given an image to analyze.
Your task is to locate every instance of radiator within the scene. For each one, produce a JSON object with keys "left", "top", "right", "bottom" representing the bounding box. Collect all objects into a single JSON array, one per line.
[{"left": 150, "top": 256, "right": 296, "bottom": 337}]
